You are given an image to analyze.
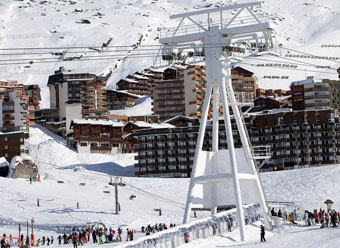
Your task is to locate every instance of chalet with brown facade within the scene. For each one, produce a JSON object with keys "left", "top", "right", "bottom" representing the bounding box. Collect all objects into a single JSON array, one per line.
[{"left": 71, "top": 119, "right": 124, "bottom": 154}]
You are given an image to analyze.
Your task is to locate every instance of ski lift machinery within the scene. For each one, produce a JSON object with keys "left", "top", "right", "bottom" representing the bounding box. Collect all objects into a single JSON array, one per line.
[{"left": 159, "top": 2, "right": 273, "bottom": 241}]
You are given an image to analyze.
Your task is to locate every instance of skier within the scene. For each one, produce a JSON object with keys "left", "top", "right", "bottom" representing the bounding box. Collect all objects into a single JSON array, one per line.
[
  {"left": 304, "top": 211, "right": 309, "bottom": 226},
  {"left": 46, "top": 236, "right": 50, "bottom": 246},
  {"left": 92, "top": 230, "right": 97, "bottom": 243},
  {"left": 271, "top": 208, "right": 276, "bottom": 216},
  {"left": 184, "top": 232, "right": 189, "bottom": 243},
  {"left": 51, "top": 236, "right": 54, "bottom": 244},
  {"left": 227, "top": 214, "right": 233, "bottom": 232},
  {"left": 118, "top": 227, "right": 122, "bottom": 240},
  {"left": 129, "top": 230, "right": 134, "bottom": 241},
  {"left": 72, "top": 232, "right": 78, "bottom": 248},
  {"left": 42, "top": 236, "right": 46, "bottom": 245},
  {"left": 87, "top": 226, "right": 91, "bottom": 242},
  {"left": 57, "top": 235, "right": 62, "bottom": 245},
  {"left": 98, "top": 231, "right": 104, "bottom": 244},
  {"left": 63, "top": 233, "right": 68, "bottom": 244},
  {"left": 105, "top": 228, "right": 110, "bottom": 242},
  {"left": 37, "top": 238, "right": 41, "bottom": 247},
  {"left": 260, "top": 225, "right": 266, "bottom": 242},
  {"left": 126, "top": 229, "right": 129, "bottom": 242}
]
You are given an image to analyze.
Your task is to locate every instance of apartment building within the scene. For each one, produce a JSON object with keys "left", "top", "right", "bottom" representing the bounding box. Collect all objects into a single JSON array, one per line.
[
  {"left": 252, "top": 95, "right": 291, "bottom": 112},
  {"left": 24, "top": 85, "right": 41, "bottom": 125},
  {"left": 256, "top": 88, "right": 290, "bottom": 98},
  {"left": 250, "top": 108, "right": 339, "bottom": 171},
  {"left": 0, "top": 80, "right": 30, "bottom": 162},
  {"left": 116, "top": 72, "right": 156, "bottom": 96},
  {"left": 291, "top": 76, "right": 332, "bottom": 110},
  {"left": 106, "top": 89, "right": 139, "bottom": 110},
  {"left": 152, "top": 65, "right": 258, "bottom": 121},
  {"left": 71, "top": 119, "right": 124, "bottom": 154},
  {"left": 321, "top": 79, "right": 340, "bottom": 111},
  {"left": 70, "top": 116, "right": 171, "bottom": 154},
  {"left": 133, "top": 119, "right": 243, "bottom": 177},
  {"left": 0, "top": 131, "right": 29, "bottom": 162},
  {"left": 134, "top": 108, "right": 340, "bottom": 177},
  {"left": 47, "top": 67, "right": 109, "bottom": 125},
  {"left": 231, "top": 66, "right": 258, "bottom": 96},
  {"left": 0, "top": 80, "right": 29, "bottom": 132}
]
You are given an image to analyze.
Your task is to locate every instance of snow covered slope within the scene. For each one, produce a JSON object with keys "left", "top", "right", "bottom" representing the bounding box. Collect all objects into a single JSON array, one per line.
[
  {"left": 29, "top": 125, "right": 136, "bottom": 176},
  {"left": 110, "top": 96, "right": 153, "bottom": 116},
  {"left": 0, "top": 0, "right": 339, "bottom": 107},
  {"left": 1, "top": 124, "right": 340, "bottom": 246}
]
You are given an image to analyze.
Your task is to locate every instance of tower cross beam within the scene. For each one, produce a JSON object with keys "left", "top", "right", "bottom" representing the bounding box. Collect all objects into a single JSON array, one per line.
[
  {"left": 160, "top": 22, "right": 271, "bottom": 45},
  {"left": 169, "top": 2, "right": 261, "bottom": 20}
]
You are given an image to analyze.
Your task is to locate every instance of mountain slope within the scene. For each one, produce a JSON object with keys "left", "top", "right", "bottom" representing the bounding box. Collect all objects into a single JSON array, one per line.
[{"left": 0, "top": 0, "right": 339, "bottom": 108}]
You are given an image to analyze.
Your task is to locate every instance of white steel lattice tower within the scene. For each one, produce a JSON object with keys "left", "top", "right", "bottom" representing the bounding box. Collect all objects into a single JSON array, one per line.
[{"left": 159, "top": 2, "right": 273, "bottom": 241}]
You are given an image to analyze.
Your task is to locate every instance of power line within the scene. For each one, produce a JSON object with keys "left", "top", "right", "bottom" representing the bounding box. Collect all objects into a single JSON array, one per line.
[
  {"left": 237, "top": 61, "right": 338, "bottom": 75},
  {"left": 281, "top": 46, "right": 340, "bottom": 64}
]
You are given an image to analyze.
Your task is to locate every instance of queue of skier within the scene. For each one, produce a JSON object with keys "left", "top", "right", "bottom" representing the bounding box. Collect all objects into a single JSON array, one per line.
[
  {"left": 303, "top": 209, "right": 340, "bottom": 228},
  {"left": 1, "top": 222, "right": 179, "bottom": 247},
  {"left": 141, "top": 223, "right": 175, "bottom": 236}
]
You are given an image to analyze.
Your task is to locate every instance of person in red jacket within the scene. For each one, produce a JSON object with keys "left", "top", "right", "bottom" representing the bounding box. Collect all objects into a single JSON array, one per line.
[{"left": 72, "top": 233, "right": 78, "bottom": 248}]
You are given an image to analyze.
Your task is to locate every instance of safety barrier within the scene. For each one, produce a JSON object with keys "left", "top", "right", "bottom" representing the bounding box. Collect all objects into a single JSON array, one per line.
[{"left": 115, "top": 204, "right": 263, "bottom": 248}]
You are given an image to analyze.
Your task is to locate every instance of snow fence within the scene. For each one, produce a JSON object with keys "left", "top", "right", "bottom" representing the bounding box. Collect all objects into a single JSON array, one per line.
[{"left": 116, "top": 204, "right": 262, "bottom": 248}]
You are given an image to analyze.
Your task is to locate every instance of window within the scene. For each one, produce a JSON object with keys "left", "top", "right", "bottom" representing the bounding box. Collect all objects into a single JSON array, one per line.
[
  {"left": 2, "top": 105, "right": 14, "bottom": 111},
  {"left": 5, "top": 153, "right": 8, "bottom": 157},
  {"left": 91, "top": 143, "right": 97, "bottom": 147},
  {"left": 80, "top": 143, "right": 87, "bottom": 147},
  {"left": 5, "top": 145, "right": 8, "bottom": 149}
]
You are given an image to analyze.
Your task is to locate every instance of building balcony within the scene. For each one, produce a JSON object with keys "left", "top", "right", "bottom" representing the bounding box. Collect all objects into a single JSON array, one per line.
[
  {"left": 3, "top": 116, "right": 15, "bottom": 121},
  {"left": 90, "top": 146, "right": 112, "bottom": 151},
  {"left": 3, "top": 123, "right": 15, "bottom": 127}
]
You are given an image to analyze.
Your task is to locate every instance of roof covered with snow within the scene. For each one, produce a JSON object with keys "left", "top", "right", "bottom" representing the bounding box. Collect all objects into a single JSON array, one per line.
[
  {"left": 72, "top": 119, "right": 124, "bottom": 127},
  {"left": 126, "top": 121, "right": 175, "bottom": 129}
]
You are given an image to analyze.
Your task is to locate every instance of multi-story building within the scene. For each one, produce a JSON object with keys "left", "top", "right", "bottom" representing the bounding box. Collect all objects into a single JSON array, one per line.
[
  {"left": 0, "top": 80, "right": 30, "bottom": 162},
  {"left": 152, "top": 65, "right": 258, "bottom": 121},
  {"left": 291, "top": 76, "right": 332, "bottom": 110},
  {"left": 252, "top": 95, "right": 291, "bottom": 112},
  {"left": 250, "top": 108, "right": 339, "bottom": 171},
  {"left": 134, "top": 108, "right": 340, "bottom": 177},
  {"left": 231, "top": 66, "right": 258, "bottom": 96},
  {"left": 321, "top": 79, "right": 340, "bottom": 111},
  {"left": 47, "top": 67, "right": 109, "bottom": 125},
  {"left": 24, "top": 85, "right": 41, "bottom": 125},
  {"left": 0, "top": 131, "right": 29, "bottom": 162},
  {"left": 116, "top": 72, "right": 156, "bottom": 96},
  {"left": 106, "top": 89, "right": 139, "bottom": 110},
  {"left": 133, "top": 119, "right": 243, "bottom": 177},
  {"left": 71, "top": 119, "right": 124, "bottom": 154},
  {"left": 34, "top": 108, "right": 59, "bottom": 125},
  {"left": 0, "top": 80, "right": 29, "bottom": 132},
  {"left": 256, "top": 88, "right": 290, "bottom": 98}
]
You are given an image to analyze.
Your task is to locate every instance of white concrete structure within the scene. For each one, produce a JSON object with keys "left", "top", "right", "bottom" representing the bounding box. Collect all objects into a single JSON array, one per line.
[
  {"left": 160, "top": 2, "right": 273, "bottom": 241},
  {"left": 65, "top": 101, "right": 82, "bottom": 132}
]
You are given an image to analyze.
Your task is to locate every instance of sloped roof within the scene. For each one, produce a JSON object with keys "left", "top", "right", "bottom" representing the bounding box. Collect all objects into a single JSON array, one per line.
[{"left": 71, "top": 119, "right": 124, "bottom": 127}]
